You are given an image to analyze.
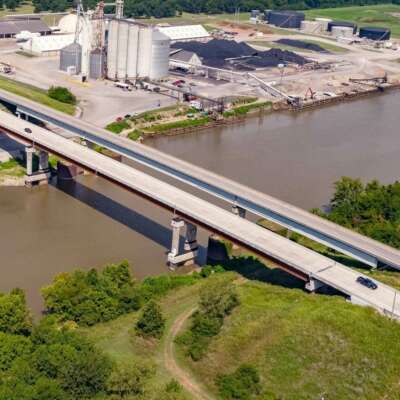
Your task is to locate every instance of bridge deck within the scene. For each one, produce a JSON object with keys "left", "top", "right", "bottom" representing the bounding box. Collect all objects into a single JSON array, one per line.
[
  {"left": 1, "top": 110, "right": 400, "bottom": 319},
  {"left": 1, "top": 89, "right": 399, "bottom": 269}
]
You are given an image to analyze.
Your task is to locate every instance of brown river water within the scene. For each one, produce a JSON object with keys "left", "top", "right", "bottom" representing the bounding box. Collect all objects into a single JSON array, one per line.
[{"left": 1, "top": 91, "right": 399, "bottom": 313}]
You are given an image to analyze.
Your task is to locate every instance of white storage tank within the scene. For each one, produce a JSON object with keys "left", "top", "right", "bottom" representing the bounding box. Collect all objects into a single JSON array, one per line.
[
  {"left": 150, "top": 30, "right": 170, "bottom": 80},
  {"left": 315, "top": 17, "right": 331, "bottom": 32},
  {"left": 331, "top": 25, "right": 354, "bottom": 38}
]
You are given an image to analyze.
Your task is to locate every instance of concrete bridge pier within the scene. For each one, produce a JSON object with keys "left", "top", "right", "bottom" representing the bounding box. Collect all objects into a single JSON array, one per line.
[
  {"left": 167, "top": 217, "right": 198, "bottom": 269},
  {"left": 25, "top": 147, "right": 51, "bottom": 187},
  {"left": 305, "top": 277, "right": 325, "bottom": 292},
  {"left": 25, "top": 146, "right": 35, "bottom": 176}
]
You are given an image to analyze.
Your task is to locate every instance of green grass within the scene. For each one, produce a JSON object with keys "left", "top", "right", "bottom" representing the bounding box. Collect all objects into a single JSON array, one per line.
[
  {"left": 183, "top": 281, "right": 400, "bottom": 400},
  {"left": 127, "top": 129, "right": 143, "bottom": 141},
  {"left": 306, "top": 4, "right": 400, "bottom": 37},
  {"left": 148, "top": 116, "right": 210, "bottom": 133},
  {"left": 0, "top": 0, "right": 34, "bottom": 17},
  {"left": 223, "top": 101, "right": 272, "bottom": 118},
  {"left": 0, "top": 76, "right": 76, "bottom": 115},
  {"left": 79, "top": 282, "right": 203, "bottom": 399},
  {"left": 0, "top": 158, "right": 25, "bottom": 179},
  {"left": 105, "top": 119, "right": 130, "bottom": 134}
]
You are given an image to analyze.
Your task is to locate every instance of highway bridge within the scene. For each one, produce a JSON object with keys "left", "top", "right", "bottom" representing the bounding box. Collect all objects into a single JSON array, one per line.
[
  {"left": 1, "top": 109, "right": 400, "bottom": 319},
  {"left": 1, "top": 88, "right": 400, "bottom": 270}
]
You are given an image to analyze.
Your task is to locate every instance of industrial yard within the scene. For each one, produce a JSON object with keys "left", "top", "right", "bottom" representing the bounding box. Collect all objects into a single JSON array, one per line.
[{"left": 0, "top": 4, "right": 399, "bottom": 132}]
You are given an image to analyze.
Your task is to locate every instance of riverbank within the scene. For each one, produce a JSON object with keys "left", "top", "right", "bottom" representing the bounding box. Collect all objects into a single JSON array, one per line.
[{"left": 0, "top": 158, "right": 25, "bottom": 186}]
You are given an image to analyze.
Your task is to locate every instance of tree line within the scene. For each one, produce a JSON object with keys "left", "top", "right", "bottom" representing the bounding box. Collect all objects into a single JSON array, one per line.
[{"left": 0, "top": 0, "right": 392, "bottom": 17}]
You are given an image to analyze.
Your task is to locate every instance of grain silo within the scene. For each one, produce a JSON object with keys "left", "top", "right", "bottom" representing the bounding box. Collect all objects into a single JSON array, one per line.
[
  {"left": 267, "top": 11, "right": 305, "bottom": 28},
  {"left": 106, "top": 19, "right": 170, "bottom": 81},
  {"left": 89, "top": 49, "right": 104, "bottom": 79},
  {"left": 359, "top": 27, "right": 391, "bottom": 41},
  {"left": 59, "top": 42, "right": 82, "bottom": 73}
]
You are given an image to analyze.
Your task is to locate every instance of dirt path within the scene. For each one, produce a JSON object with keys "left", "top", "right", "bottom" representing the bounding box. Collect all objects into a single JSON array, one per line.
[{"left": 163, "top": 306, "right": 215, "bottom": 400}]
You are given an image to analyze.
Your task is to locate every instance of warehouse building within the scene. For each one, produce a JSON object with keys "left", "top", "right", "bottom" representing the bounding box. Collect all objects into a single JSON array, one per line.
[
  {"left": 20, "top": 34, "right": 74, "bottom": 56},
  {"left": 0, "top": 17, "right": 51, "bottom": 39},
  {"left": 170, "top": 49, "right": 202, "bottom": 71},
  {"left": 157, "top": 24, "right": 210, "bottom": 43}
]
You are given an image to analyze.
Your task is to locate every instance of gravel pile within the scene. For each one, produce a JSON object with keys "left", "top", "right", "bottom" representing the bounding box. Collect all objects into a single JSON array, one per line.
[
  {"left": 275, "top": 39, "right": 329, "bottom": 53},
  {"left": 172, "top": 39, "right": 308, "bottom": 69}
]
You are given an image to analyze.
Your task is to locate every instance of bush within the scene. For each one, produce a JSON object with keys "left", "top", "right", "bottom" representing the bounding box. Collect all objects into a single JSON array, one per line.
[
  {"left": 128, "top": 129, "right": 143, "bottom": 141},
  {"left": 106, "top": 120, "right": 130, "bottom": 134},
  {"left": 216, "top": 365, "right": 261, "bottom": 400},
  {"left": 41, "top": 261, "right": 141, "bottom": 326},
  {"left": 135, "top": 300, "right": 165, "bottom": 339},
  {"left": 47, "top": 86, "right": 76, "bottom": 105}
]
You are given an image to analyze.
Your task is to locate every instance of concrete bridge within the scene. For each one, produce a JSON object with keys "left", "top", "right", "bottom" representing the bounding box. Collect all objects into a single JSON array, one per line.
[
  {"left": 1, "top": 88, "right": 400, "bottom": 271},
  {"left": 1, "top": 109, "right": 400, "bottom": 319}
]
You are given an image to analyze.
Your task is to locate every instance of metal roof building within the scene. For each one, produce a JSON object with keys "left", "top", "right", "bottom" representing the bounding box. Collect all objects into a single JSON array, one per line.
[
  {"left": 0, "top": 17, "right": 51, "bottom": 38},
  {"left": 20, "top": 34, "right": 74, "bottom": 55},
  {"left": 157, "top": 25, "right": 210, "bottom": 42},
  {"left": 170, "top": 49, "right": 202, "bottom": 70}
]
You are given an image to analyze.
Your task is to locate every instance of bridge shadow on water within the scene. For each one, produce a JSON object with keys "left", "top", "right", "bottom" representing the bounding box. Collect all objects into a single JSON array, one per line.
[{"left": 53, "top": 178, "right": 207, "bottom": 256}]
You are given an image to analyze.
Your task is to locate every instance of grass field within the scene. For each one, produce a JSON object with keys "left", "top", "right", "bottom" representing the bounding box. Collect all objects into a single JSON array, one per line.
[
  {"left": 181, "top": 281, "right": 400, "bottom": 400},
  {"left": 0, "top": 76, "right": 76, "bottom": 115},
  {"left": 0, "top": 1, "right": 34, "bottom": 18},
  {"left": 306, "top": 4, "right": 400, "bottom": 37}
]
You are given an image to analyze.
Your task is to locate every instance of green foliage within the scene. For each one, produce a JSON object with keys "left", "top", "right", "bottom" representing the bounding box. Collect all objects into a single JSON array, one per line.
[
  {"left": 128, "top": 129, "right": 143, "bottom": 141},
  {"left": 216, "top": 365, "right": 261, "bottom": 400},
  {"left": 0, "top": 288, "right": 32, "bottom": 335},
  {"left": 0, "top": 158, "right": 20, "bottom": 171},
  {"left": 106, "top": 120, "right": 130, "bottom": 134},
  {"left": 47, "top": 86, "right": 76, "bottom": 105},
  {"left": 0, "top": 307, "right": 112, "bottom": 400},
  {"left": 41, "top": 261, "right": 141, "bottom": 326},
  {"left": 135, "top": 300, "right": 165, "bottom": 338},
  {"left": 150, "top": 116, "right": 210, "bottom": 133},
  {"left": 223, "top": 101, "right": 272, "bottom": 118},
  {"left": 106, "top": 361, "right": 154, "bottom": 397},
  {"left": 178, "top": 275, "right": 239, "bottom": 360},
  {"left": 139, "top": 274, "right": 200, "bottom": 301},
  {"left": 316, "top": 177, "right": 400, "bottom": 249}
]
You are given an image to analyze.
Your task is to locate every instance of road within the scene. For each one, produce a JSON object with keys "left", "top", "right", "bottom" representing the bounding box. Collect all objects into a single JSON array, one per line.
[{"left": 2, "top": 109, "right": 400, "bottom": 319}]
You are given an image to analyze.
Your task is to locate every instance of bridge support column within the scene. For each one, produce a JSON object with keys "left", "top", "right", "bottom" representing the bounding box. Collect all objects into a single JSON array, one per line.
[
  {"left": 167, "top": 218, "right": 198, "bottom": 269},
  {"left": 305, "top": 278, "right": 325, "bottom": 292},
  {"left": 232, "top": 204, "right": 246, "bottom": 218},
  {"left": 38, "top": 150, "right": 49, "bottom": 172},
  {"left": 25, "top": 146, "right": 35, "bottom": 176}
]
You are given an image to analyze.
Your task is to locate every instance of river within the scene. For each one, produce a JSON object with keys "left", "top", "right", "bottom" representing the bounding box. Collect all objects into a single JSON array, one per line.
[{"left": 1, "top": 91, "right": 399, "bottom": 313}]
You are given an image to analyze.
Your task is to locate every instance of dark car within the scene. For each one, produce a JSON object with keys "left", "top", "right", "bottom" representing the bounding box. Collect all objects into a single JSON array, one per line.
[{"left": 356, "top": 276, "right": 378, "bottom": 290}]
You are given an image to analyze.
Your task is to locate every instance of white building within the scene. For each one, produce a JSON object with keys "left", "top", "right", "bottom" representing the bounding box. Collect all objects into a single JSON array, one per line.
[
  {"left": 170, "top": 49, "right": 202, "bottom": 71},
  {"left": 157, "top": 24, "right": 210, "bottom": 43},
  {"left": 20, "top": 34, "right": 75, "bottom": 56}
]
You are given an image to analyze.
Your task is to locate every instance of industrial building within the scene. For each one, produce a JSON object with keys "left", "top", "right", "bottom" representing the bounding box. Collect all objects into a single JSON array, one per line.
[
  {"left": 0, "top": 17, "right": 51, "bottom": 39},
  {"left": 157, "top": 25, "right": 210, "bottom": 43},
  {"left": 267, "top": 11, "right": 305, "bottom": 29},
  {"left": 106, "top": 19, "right": 170, "bottom": 81},
  {"left": 20, "top": 34, "right": 75, "bottom": 56},
  {"left": 328, "top": 20, "right": 357, "bottom": 34},
  {"left": 359, "top": 27, "right": 391, "bottom": 41},
  {"left": 170, "top": 49, "right": 202, "bottom": 71}
]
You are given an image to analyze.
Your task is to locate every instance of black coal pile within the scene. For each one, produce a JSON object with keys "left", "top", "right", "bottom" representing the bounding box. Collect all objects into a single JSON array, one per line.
[
  {"left": 275, "top": 39, "right": 329, "bottom": 53},
  {"left": 246, "top": 48, "right": 308, "bottom": 67},
  {"left": 171, "top": 39, "right": 308, "bottom": 70},
  {"left": 171, "top": 39, "right": 257, "bottom": 68}
]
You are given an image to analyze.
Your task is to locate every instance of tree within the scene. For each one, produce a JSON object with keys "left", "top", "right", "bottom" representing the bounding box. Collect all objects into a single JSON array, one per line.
[
  {"left": 135, "top": 300, "right": 165, "bottom": 338},
  {"left": 216, "top": 364, "right": 261, "bottom": 400},
  {"left": 106, "top": 362, "right": 154, "bottom": 398},
  {"left": 47, "top": 86, "right": 77, "bottom": 105},
  {"left": 0, "top": 289, "right": 32, "bottom": 335}
]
